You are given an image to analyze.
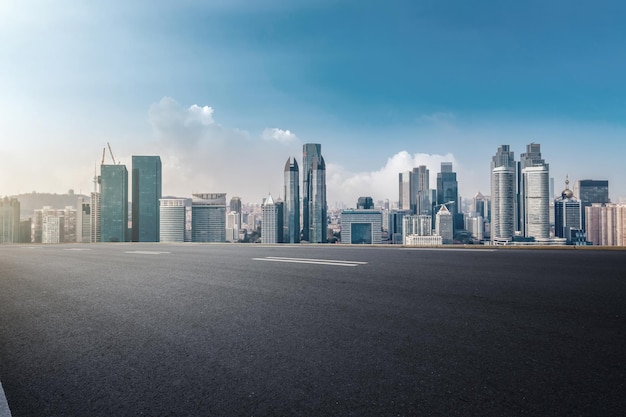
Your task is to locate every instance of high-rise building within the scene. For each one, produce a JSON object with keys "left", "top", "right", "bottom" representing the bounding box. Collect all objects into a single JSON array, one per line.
[
  {"left": 191, "top": 193, "right": 226, "bottom": 243},
  {"left": 0, "top": 197, "right": 20, "bottom": 244},
  {"left": 491, "top": 146, "right": 517, "bottom": 243},
  {"left": 388, "top": 210, "right": 410, "bottom": 244},
  {"left": 402, "top": 215, "right": 432, "bottom": 242},
  {"left": 76, "top": 196, "right": 91, "bottom": 243},
  {"left": 90, "top": 192, "right": 101, "bottom": 243},
  {"left": 302, "top": 144, "right": 327, "bottom": 243},
  {"left": 159, "top": 198, "right": 187, "bottom": 242},
  {"left": 437, "top": 162, "right": 460, "bottom": 230},
  {"left": 100, "top": 164, "right": 128, "bottom": 242},
  {"left": 554, "top": 177, "right": 582, "bottom": 241},
  {"left": 585, "top": 203, "right": 619, "bottom": 246},
  {"left": 518, "top": 143, "right": 548, "bottom": 237},
  {"left": 132, "top": 156, "right": 162, "bottom": 242},
  {"left": 398, "top": 172, "right": 411, "bottom": 211},
  {"left": 340, "top": 209, "right": 382, "bottom": 244},
  {"left": 261, "top": 194, "right": 283, "bottom": 244},
  {"left": 616, "top": 205, "right": 626, "bottom": 246},
  {"left": 435, "top": 204, "right": 454, "bottom": 244},
  {"left": 522, "top": 165, "right": 550, "bottom": 239},
  {"left": 413, "top": 165, "right": 430, "bottom": 215},
  {"left": 283, "top": 157, "right": 300, "bottom": 243}
]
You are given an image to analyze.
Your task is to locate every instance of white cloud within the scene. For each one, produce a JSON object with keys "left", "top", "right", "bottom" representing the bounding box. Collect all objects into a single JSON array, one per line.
[
  {"left": 186, "top": 104, "right": 214, "bottom": 126},
  {"left": 261, "top": 128, "right": 299, "bottom": 144},
  {"left": 326, "top": 151, "right": 460, "bottom": 206}
]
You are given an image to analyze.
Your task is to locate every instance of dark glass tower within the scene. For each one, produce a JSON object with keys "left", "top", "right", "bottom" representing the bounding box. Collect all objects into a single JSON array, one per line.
[
  {"left": 302, "top": 143, "right": 327, "bottom": 243},
  {"left": 100, "top": 164, "right": 128, "bottom": 242},
  {"left": 283, "top": 157, "right": 300, "bottom": 243},
  {"left": 576, "top": 179, "right": 609, "bottom": 229},
  {"left": 437, "top": 162, "right": 460, "bottom": 230},
  {"left": 132, "top": 156, "right": 162, "bottom": 242}
]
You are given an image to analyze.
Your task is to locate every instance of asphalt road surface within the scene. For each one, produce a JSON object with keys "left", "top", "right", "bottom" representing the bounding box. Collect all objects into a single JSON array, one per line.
[{"left": 1, "top": 244, "right": 625, "bottom": 416}]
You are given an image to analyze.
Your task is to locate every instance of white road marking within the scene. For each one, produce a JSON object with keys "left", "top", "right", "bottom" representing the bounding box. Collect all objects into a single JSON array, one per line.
[
  {"left": 253, "top": 257, "right": 366, "bottom": 267},
  {"left": 124, "top": 251, "right": 171, "bottom": 255},
  {"left": 63, "top": 248, "right": 92, "bottom": 251},
  {"left": 0, "top": 380, "right": 12, "bottom": 417}
]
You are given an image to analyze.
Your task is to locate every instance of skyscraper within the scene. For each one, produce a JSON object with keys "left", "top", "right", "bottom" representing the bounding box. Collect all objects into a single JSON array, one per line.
[
  {"left": 357, "top": 196, "right": 374, "bottom": 209},
  {"left": 435, "top": 204, "right": 453, "bottom": 244},
  {"left": 491, "top": 146, "right": 517, "bottom": 243},
  {"left": 76, "top": 196, "right": 91, "bottom": 243},
  {"left": 261, "top": 194, "right": 284, "bottom": 244},
  {"left": 132, "top": 156, "right": 162, "bottom": 242},
  {"left": 398, "top": 172, "right": 411, "bottom": 211},
  {"left": 0, "top": 197, "right": 20, "bottom": 244},
  {"left": 437, "top": 162, "right": 460, "bottom": 229},
  {"left": 191, "top": 193, "right": 226, "bottom": 243},
  {"left": 413, "top": 165, "right": 430, "bottom": 215},
  {"left": 522, "top": 165, "right": 550, "bottom": 239},
  {"left": 159, "top": 198, "right": 187, "bottom": 243},
  {"left": 283, "top": 157, "right": 300, "bottom": 243},
  {"left": 100, "top": 164, "right": 128, "bottom": 242},
  {"left": 518, "top": 143, "right": 548, "bottom": 237},
  {"left": 302, "top": 143, "right": 327, "bottom": 243}
]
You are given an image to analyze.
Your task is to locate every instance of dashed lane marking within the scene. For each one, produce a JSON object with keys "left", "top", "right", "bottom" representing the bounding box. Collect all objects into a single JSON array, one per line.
[
  {"left": 253, "top": 257, "right": 367, "bottom": 267},
  {"left": 124, "top": 251, "right": 171, "bottom": 255}
]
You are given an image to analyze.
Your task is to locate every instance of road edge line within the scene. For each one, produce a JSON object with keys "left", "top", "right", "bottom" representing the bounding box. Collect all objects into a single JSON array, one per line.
[{"left": 0, "top": 381, "right": 12, "bottom": 417}]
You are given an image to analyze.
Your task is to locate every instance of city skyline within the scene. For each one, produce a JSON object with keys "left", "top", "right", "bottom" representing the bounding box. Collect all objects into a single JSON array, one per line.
[{"left": 2, "top": 1, "right": 626, "bottom": 204}]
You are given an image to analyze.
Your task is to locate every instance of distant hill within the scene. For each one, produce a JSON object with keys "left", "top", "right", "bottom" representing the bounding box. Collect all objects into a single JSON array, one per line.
[{"left": 10, "top": 192, "right": 89, "bottom": 219}]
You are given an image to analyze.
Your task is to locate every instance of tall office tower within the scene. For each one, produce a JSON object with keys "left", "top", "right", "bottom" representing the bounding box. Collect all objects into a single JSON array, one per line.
[
  {"left": 436, "top": 162, "right": 460, "bottom": 230},
  {"left": 229, "top": 196, "right": 242, "bottom": 228},
  {"left": 0, "top": 197, "right": 20, "bottom": 244},
  {"left": 388, "top": 210, "right": 409, "bottom": 244},
  {"left": 554, "top": 177, "right": 582, "bottom": 240},
  {"left": 575, "top": 179, "right": 610, "bottom": 229},
  {"left": 62, "top": 206, "right": 77, "bottom": 242},
  {"left": 474, "top": 192, "right": 486, "bottom": 218},
  {"left": 191, "top": 193, "right": 226, "bottom": 242},
  {"left": 283, "top": 157, "right": 300, "bottom": 243},
  {"left": 491, "top": 146, "right": 517, "bottom": 242},
  {"left": 435, "top": 204, "right": 453, "bottom": 244},
  {"left": 340, "top": 209, "right": 382, "bottom": 244},
  {"left": 616, "top": 205, "right": 626, "bottom": 246},
  {"left": 302, "top": 143, "right": 327, "bottom": 243},
  {"left": 132, "top": 156, "right": 162, "bottom": 242},
  {"left": 90, "top": 192, "right": 101, "bottom": 242},
  {"left": 76, "top": 196, "right": 91, "bottom": 243},
  {"left": 398, "top": 172, "right": 411, "bottom": 211},
  {"left": 100, "top": 164, "right": 128, "bottom": 242},
  {"left": 519, "top": 143, "right": 548, "bottom": 236},
  {"left": 261, "top": 194, "right": 284, "bottom": 244},
  {"left": 585, "top": 203, "right": 618, "bottom": 246},
  {"left": 159, "top": 198, "right": 187, "bottom": 243},
  {"left": 522, "top": 165, "right": 550, "bottom": 239},
  {"left": 357, "top": 196, "right": 374, "bottom": 209},
  {"left": 550, "top": 177, "right": 555, "bottom": 200},
  {"left": 412, "top": 165, "right": 430, "bottom": 215}
]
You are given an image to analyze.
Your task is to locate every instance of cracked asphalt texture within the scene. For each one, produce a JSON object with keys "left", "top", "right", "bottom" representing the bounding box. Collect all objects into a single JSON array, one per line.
[{"left": 1, "top": 244, "right": 625, "bottom": 416}]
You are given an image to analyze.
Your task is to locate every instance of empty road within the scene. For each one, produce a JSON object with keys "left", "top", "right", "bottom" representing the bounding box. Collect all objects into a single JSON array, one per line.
[{"left": 1, "top": 244, "right": 625, "bottom": 416}]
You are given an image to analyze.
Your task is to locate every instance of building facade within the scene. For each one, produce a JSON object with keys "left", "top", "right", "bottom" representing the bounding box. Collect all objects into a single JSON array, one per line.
[
  {"left": 435, "top": 204, "right": 454, "bottom": 244},
  {"left": 302, "top": 143, "right": 327, "bottom": 243},
  {"left": 522, "top": 165, "right": 550, "bottom": 239},
  {"left": 491, "top": 146, "right": 517, "bottom": 243},
  {"left": 100, "top": 164, "right": 128, "bottom": 242},
  {"left": 0, "top": 197, "right": 20, "bottom": 244},
  {"left": 191, "top": 193, "right": 226, "bottom": 243},
  {"left": 261, "top": 194, "right": 284, "bottom": 244},
  {"left": 554, "top": 178, "right": 582, "bottom": 241},
  {"left": 283, "top": 157, "right": 300, "bottom": 243},
  {"left": 160, "top": 198, "right": 187, "bottom": 243},
  {"left": 132, "top": 155, "right": 162, "bottom": 242},
  {"left": 340, "top": 209, "right": 382, "bottom": 244}
]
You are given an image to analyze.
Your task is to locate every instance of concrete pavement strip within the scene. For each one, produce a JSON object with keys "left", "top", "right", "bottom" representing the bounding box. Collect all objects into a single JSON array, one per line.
[{"left": 0, "top": 381, "right": 11, "bottom": 417}]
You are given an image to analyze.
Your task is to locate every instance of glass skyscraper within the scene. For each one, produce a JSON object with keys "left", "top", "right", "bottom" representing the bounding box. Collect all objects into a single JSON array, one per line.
[
  {"left": 191, "top": 193, "right": 226, "bottom": 243},
  {"left": 302, "top": 143, "right": 327, "bottom": 243},
  {"left": 100, "top": 164, "right": 128, "bottom": 242},
  {"left": 283, "top": 157, "right": 300, "bottom": 243},
  {"left": 491, "top": 146, "right": 517, "bottom": 243},
  {"left": 437, "top": 162, "right": 460, "bottom": 229},
  {"left": 132, "top": 156, "right": 162, "bottom": 242}
]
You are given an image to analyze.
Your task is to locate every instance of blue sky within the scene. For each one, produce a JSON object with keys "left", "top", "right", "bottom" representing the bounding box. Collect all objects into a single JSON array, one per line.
[{"left": 1, "top": 0, "right": 625, "bottom": 205}]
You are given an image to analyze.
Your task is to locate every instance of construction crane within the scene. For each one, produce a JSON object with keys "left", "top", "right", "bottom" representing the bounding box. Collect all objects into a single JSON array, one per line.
[
  {"left": 101, "top": 147, "right": 106, "bottom": 165},
  {"left": 107, "top": 142, "right": 117, "bottom": 165}
]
